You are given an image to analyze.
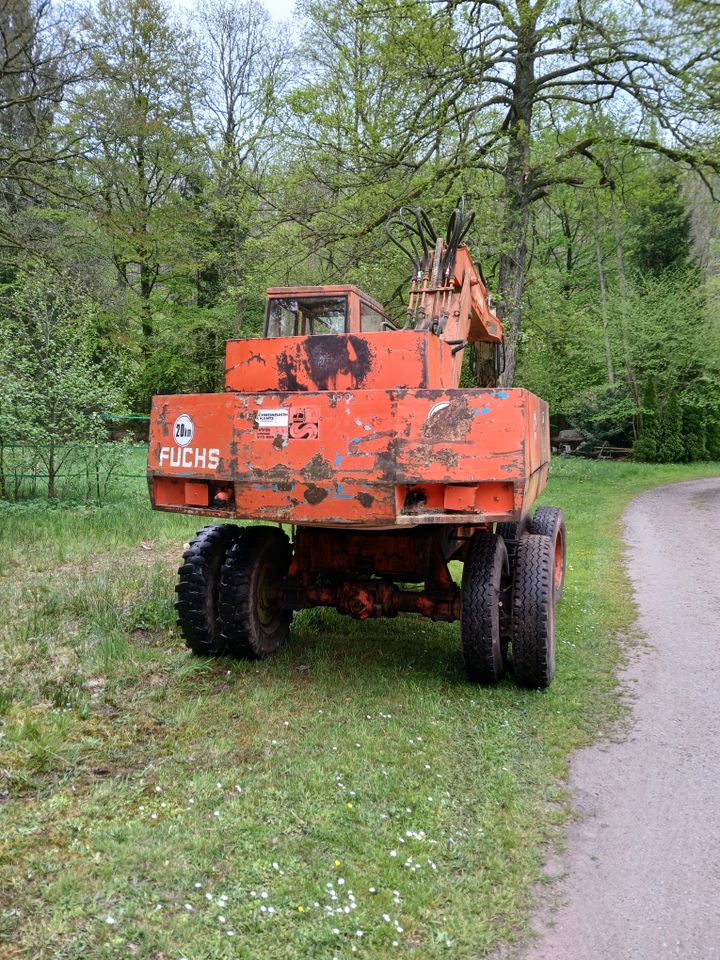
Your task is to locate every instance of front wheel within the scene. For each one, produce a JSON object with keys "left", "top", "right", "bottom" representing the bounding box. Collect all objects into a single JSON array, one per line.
[
  {"left": 529, "top": 506, "right": 566, "bottom": 600},
  {"left": 218, "top": 526, "right": 293, "bottom": 658},
  {"left": 511, "top": 534, "right": 556, "bottom": 688}
]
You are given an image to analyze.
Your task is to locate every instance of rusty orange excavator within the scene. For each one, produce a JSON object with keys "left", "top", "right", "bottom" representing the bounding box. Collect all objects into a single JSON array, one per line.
[{"left": 147, "top": 202, "right": 565, "bottom": 687}]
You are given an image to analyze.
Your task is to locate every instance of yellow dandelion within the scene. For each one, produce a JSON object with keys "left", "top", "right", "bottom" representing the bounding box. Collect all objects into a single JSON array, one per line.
[
  {"left": 346, "top": 802, "right": 353, "bottom": 810},
  {"left": 334, "top": 859, "right": 341, "bottom": 867},
  {"left": 297, "top": 906, "right": 304, "bottom": 913}
]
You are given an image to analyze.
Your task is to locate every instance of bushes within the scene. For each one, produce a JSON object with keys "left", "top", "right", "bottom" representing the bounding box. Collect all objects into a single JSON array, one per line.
[
  {"left": 658, "top": 391, "right": 684, "bottom": 463},
  {"left": 633, "top": 380, "right": 660, "bottom": 462},
  {"left": 0, "top": 270, "right": 126, "bottom": 499},
  {"left": 633, "top": 379, "right": 720, "bottom": 463},
  {"left": 682, "top": 405, "right": 707, "bottom": 462}
]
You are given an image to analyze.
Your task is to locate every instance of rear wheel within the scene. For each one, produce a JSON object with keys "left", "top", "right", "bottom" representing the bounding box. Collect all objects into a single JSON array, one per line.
[
  {"left": 511, "top": 534, "right": 556, "bottom": 688},
  {"left": 461, "top": 533, "right": 511, "bottom": 683},
  {"left": 218, "top": 526, "right": 293, "bottom": 658},
  {"left": 529, "top": 506, "right": 566, "bottom": 600},
  {"left": 175, "top": 524, "right": 241, "bottom": 656}
]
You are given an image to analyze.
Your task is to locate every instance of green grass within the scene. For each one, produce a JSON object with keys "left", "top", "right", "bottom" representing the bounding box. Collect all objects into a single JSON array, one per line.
[{"left": 1, "top": 458, "right": 718, "bottom": 959}]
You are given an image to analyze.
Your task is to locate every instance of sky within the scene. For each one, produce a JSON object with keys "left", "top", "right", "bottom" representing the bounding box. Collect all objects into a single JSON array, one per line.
[{"left": 168, "top": 0, "right": 297, "bottom": 20}]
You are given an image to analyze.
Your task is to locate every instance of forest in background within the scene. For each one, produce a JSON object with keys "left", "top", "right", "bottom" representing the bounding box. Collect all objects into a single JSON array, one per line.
[{"left": 2, "top": 0, "right": 720, "bottom": 498}]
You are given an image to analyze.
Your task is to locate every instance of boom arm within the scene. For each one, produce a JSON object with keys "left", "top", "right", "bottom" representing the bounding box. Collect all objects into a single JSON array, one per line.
[
  {"left": 406, "top": 239, "right": 503, "bottom": 388},
  {"left": 388, "top": 202, "right": 503, "bottom": 389}
]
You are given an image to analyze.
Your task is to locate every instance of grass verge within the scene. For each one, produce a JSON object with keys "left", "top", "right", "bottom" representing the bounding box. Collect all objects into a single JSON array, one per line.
[{"left": 1, "top": 459, "right": 718, "bottom": 959}]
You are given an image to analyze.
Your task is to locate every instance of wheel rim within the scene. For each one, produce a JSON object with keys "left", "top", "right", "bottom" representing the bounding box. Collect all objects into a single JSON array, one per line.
[
  {"left": 553, "top": 530, "right": 565, "bottom": 595},
  {"left": 256, "top": 559, "right": 282, "bottom": 634}
]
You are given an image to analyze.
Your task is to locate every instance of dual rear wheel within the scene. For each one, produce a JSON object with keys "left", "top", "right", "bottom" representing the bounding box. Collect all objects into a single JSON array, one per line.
[
  {"left": 461, "top": 506, "right": 566, "bottom": 688},
  {"left": 175, "top": 525, "right": 292, "bottom": 659}
]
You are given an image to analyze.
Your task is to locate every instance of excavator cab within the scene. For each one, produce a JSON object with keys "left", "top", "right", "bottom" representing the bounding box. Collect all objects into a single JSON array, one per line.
[{"left": 264, "top": 286, "right": 386, "bottom": 338}]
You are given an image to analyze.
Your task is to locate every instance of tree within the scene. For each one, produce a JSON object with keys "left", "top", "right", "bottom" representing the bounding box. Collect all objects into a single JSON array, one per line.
[
  {"left": 72, "top": 0, "right": 202, "bottom": 342},
  {"left": 0, "top": 0, "right": 87, "bottom": 266},
  {"left": 292, "top": 0, "right": 715, "bottom": 384},
  {"left": 682, "top": 403, "right": 707, "bottom": 461},
  {"left": 192, "top": 0, "right": 293, "bottom": 307},
  {"left": 659, "top": 390, "right": 684, "bottom": 463},
  {"left": 629, "top": 168, "right": 694, "bottom": 277},
  {"left": 0, "top": 270, "right": 123, "bottom": 497},
  {"left": 634, "top": 379, "right": 660, "bottom": 462},
  {"left": 441, "top": 0, "right": 720, "bottom": 384},
  {"left": 707, "top": 416, "right": 720, "bottom": 461}
]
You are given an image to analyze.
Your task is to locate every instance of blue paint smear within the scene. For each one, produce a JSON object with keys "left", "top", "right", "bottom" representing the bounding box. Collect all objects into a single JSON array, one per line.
[
  {"left": 492, "top": 390, "right": 509, "bottom": 399},
  {"left": 335, "top": 455, "right": 343, "bottom": 467},
  {"left": 253, "top": 483, "right": 295, "bottom": 493},
  {"left": 334, "top": 484, "right": 353, "bottom": 500},
  {"left": 480, "top": 407, "right": 492, "bottom": 415}
]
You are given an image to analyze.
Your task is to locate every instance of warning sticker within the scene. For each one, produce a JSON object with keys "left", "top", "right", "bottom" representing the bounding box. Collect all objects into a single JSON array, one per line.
[
  {"left": 289, "top": 406, "right": 320, "bottom": 440},
  {"left": 256, "top": 408, "right": 289, "bottom": 438}
]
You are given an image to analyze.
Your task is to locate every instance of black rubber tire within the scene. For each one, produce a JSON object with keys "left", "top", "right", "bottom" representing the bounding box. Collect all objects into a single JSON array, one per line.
[
  {"left": 175, "top": 524, "right": 241, "bottom": 655},
  {"left": 495, "top": 515, "right": 531, "bottom": 575},
  {"left": 529, "top": 506, "right": 567, "bottom": 600},
  {"left": 461, "top": 533, "right": 511, "bottom": 684},
  {"left": 218, "top": 526, "right": 293, "bottom": 658},
  {"left": 511, "top": 533, "right": 556, "bottom": 688}
]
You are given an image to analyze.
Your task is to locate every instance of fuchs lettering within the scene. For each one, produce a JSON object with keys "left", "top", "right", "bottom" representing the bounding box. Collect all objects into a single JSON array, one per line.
[{"left": 158, "top": 447, "right": 220, "bottom": 469}]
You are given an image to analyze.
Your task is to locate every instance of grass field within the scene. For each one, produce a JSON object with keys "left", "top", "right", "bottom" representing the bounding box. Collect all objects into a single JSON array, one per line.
[{"left": 1, "top": 457, "right": 718, "bottom": 959}]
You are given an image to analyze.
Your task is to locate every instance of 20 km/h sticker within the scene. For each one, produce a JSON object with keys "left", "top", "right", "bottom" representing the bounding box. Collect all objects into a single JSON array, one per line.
[{"left": 173, "top": 413, "right": 194, "bottom": 446}]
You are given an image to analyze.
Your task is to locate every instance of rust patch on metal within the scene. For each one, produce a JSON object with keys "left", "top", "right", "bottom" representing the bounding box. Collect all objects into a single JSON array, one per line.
[
  {"left": 434, "top": 447, "right": 459, "bottom": 469},
  {"left": 277, "top": 348, "right": 308, "bottom": 392},
  {"left": 304, "top": 335, "right": 373, "bottom": 391},
  {"left": 422, "top": 398, "right": 472, "bottom": 441},
  {"left": 304, "top": 484, "right": 328, "bottom": 505},
  {"left": 356, "top": 492, "right": 374, "bottom": 508},
  {"left": 374, "top": 439, "right": 401, "bottom": 480},
  {"left": 302, "top": 453, "right": 333, "bottom": 481}
]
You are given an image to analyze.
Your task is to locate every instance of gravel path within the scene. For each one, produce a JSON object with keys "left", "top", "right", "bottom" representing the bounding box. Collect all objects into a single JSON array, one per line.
[{"left": 517, "top": 477, "right": 720, "bottom": 960}]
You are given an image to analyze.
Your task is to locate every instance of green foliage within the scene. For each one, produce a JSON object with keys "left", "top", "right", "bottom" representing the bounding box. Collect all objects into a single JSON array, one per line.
[
  {"left": 3, "top": 0, "right": 720, "bottom": 462},
  {"left": 567, "top": 384, "right": 636, "bottom": 449},
  {"left": 633, "top": 380, "right": 660, "bottom": 462},
  {"left": 707, "top": 417, "right": 720, "bottom": 460},
  {"left": 629, "top": 168, "right": 693, "bottom": 277},
  {"left": 0, "top": 270, "right": 124, "bottom": 497},
  {"left": 129, "top": 303, "right": 239, "bottom": 410},
  {"left": 682, "top": 404, "right": 707, "bottom": 462},
  {"left": 658, "top": 390, "right": 684, "bottom": 463}
]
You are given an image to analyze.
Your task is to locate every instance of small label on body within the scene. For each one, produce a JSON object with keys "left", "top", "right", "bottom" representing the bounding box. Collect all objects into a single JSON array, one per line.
[{"left": 256, "top": 409, "right": 289, "bottom": 438}]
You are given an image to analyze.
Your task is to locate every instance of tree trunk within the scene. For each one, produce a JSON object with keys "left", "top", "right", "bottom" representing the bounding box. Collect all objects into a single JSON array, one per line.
[
  {"left": 611, "top": 192, "right": 639, "bottom": 407},
  {"left": 47, "top": 442, "right": 56, "bottom": 498},
  {"left": 493, "top": 18, "right": 535, "bottom": 389},
  {"left": 140, "top": 260, "right": 154, "bottom": 347},
  {"left": 593, "top": 221, "right": 615, "bottom": 384}
]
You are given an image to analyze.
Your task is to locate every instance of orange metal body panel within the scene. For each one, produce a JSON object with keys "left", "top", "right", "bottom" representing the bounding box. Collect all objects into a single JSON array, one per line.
[
  {"left": 225, "top": 330, "right": 454, "bottom": 393},
  {"left": 148, "top": 387, "right": 549, "bottom": 527}
]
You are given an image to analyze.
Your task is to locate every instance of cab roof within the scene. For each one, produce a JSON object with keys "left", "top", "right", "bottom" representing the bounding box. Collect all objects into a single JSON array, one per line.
[{"left": 266, "top": 285, "right": 385, "bottom": 314}]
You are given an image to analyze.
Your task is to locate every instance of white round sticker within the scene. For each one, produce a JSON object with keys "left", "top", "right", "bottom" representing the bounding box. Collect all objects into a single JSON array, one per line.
[
  {"left": 427, "top": 401, "right": 450, "bottom": 420},
  {"left": 173, "top": 414, "right": 194, "bottom": 447}
]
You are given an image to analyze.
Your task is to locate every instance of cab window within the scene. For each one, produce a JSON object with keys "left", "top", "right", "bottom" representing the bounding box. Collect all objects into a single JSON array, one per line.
[
  {"left": 265, "top": 296, "right": 347, "bottom": 336},
  {"left": 360, "top": 301, "right": 384, "bottom": 332}
]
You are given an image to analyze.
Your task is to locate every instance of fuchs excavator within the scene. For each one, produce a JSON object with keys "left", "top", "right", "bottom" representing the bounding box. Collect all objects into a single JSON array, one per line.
[{"left": 147, "top": 203, "right": 566, "bottom": 687}]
